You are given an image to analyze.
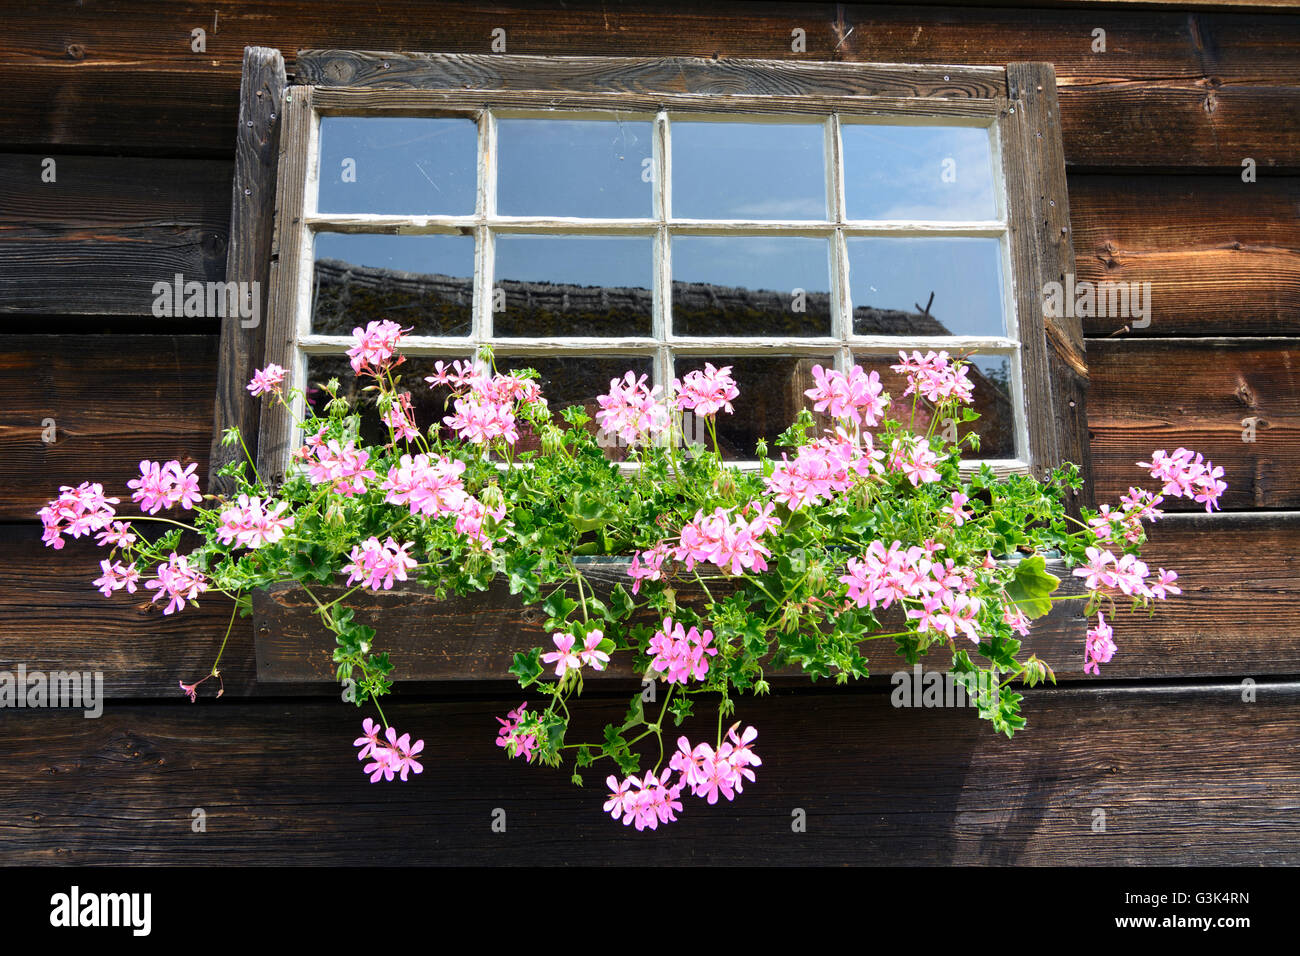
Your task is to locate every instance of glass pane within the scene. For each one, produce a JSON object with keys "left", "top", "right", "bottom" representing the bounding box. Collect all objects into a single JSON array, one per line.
[
  {"left": 671, "top": 120, "right": 826, "bottom": 220},
  {"left": 841, "top": 123, "right": 996, "bottom": 221},
  {"left": 847, "top": 237, "right": 1004, "bottom": 337},
  {"left": 317, "top": 116, "right": 478, "bottom": 215},
  {"left": 311, "top": 233, "right": 475, "bottom": 337},
  {"left": 671, "top": 236, "right": 832, "bottom": 337},
  {"left": 500, "top": 355, "right": 655, "bottom": 461},
  {"left": 851, "top": 352, "right": 1016, "bottom": 459},
  {"left": 674, "top": 355, "right": 834, "bottom": 460},
  {"left": 497, "top": 118, "right": 653, "bottom": 218},
  {"left": 492, "top": 235, "right": 653, "bottom": 338}
]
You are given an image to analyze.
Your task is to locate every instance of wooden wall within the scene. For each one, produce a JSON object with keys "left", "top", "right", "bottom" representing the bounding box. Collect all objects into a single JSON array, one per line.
[{"left": 2, "top": 1, "right": 1298, "bottom": 864}]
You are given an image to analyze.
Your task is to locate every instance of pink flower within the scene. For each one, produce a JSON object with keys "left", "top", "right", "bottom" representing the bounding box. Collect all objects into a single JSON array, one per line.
[
  {"left": 887, "top": 436, "right": 942, "bottom": 487},
  {"left": 804, "top": 364, "right": 887, "bottom": 427},
  {"left": 356, "top": 721, "right": 425, "bottom": 783},
  {"left": 178, "top": 680, "right": 199, "bottom": 703},
  {"left": 215, "top": 494, "right": 294, "bottom": 549},
  {"left": 495, "top": 702, "right": 536, "bottom": 763},
  {"left": 607, "top": 770, "right": 685, "bottom": 830},
  {"left": 354, "top": 718, "right": 384, "bottom": 761},
  {"left": 127, "top": 460, "right": 201, "bottom": 514},
  {"left": 444, "top": 394, "right": 519, "bottom": 446},
  {"left": 363, "top": 748, "right": 399, "bottom": 783},
  {"left": 674, "top": 507, "right": 773, "bottom": 576},
  {"left": 1072, "top": 546, "right": 1117, "bottom": 592},
  {"left": 941, "top": 491, "right": 971, "bottom": 525},
  {"left": 93, "top": 559, "right": 140, "bottom": 597},
  {"left": 247, "top": 363, "right": 286, "bottom": 396},
  {"left": 674, "top": 363, "right": 739, "bottom": 418},
  {"left": 604, "top": 775, "right": 634, "bottom": 820},
  {"left": 765, "top": 434, "right": 880, "bottom": 510},
  {"left": 1138, "top": 448, "right": 1225, "bottom": 512},
  {"left": 596, "top": 371, "right": 669, "bottom": 446},
  {"left": 381, "top": 391, "right": 420, "bottom": 443},
  {"left": 1148, "top": 568, "right": 1181, "bottom": 601},
  {"left": 452, "top": 495, "right": 508, "bottom": 551},
  {"left": 306, "top": 440, "right": 377, "bottom": 497},
  {"left": 38, "top": 482, "right": 119, "bottom": 548},
  {"left": 95, "top": 521, "right": 137, "bottom": 548},
  {"left": 347, "top": 319, "right": 409, "bottom": 377},
  {"left": 1084, "top": 612, "right": 1117, "bottom": 675},
  {"left": 1003, "top": 604, "right": 1032, "bottom": 636},
  {"left": 381, "top": 454, "right": 467, "bottom": 518},
  {"left": 342, "top": 536, "right": 417, "bottom": 591},
  {"left": 579, "top": 631, "right": 610, "bottom": 671},
  {"left": 628, "top": 542, "right": 670, "bottom": 595},
  {"left": 891, "top": 350, "right": 974, "bottom": 405},
  {"left": 385, "top": 727, "right": 425, "bottom": 781},
  {"left": 541, "top": 633, "right": 583, "bottom": 678},
  {"left": 144, "top": 552, "right": 209, "bottom": 615},
  {"left": 647, "top": 616, "right": 716, "bottom": 684}
]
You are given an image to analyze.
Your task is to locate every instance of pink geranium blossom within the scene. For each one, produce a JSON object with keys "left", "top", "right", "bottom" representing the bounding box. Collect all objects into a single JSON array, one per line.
[
  {"left": 647, "top": 616, "right": 717, "bottom": 684},
  {"left": 343, "top": 536, "right": 417, "bottom": 591},
  {"left": 891, "top": 350, "right": 975, "bottom": 405},
  {"left": 144, "top": 552, "right": 209, "bottom": 615},
  {"left": 215, "top": 494, "right": 294, "bottom": 549},
  {"left": 1084, "top": 612, "right": 1117, "bottom": 675},
  {"left": 127, "top": 460, "right": 201, "bottom": 514},
  {"left": 381, "top": 453, "right": 467, "bottom": 518},
  {"left": 804, "top": 364, "right": 888, "bottom": 427},
  {"left": 1138, "top": 448, "right": 1225, "bottom": 512},
  {"left": 347, "top": 319, "right": 409, "bottom": 377},
  {"left": 246, "top": 363, "right": 286, "bottom": 397},
  {"left": 541, "top": 632, "right": 583, "bottom": 678},
  {"left": 305, "top": 439, "right": 377, "bottom": 497},
  {"left": 38, "top": 482, "right": 120, "bottom": 549},
  {"left": 93, "top": 559, "right": 140, "bottom": 597},
  {"left": 674, "top": 363, "right": 739, "bottom": 418},
  {"left": 495, "top": 703, "right": 536, "bottom": 763},
  {"left": 596, "top": 371, "right": 669, "bottom": 446}
]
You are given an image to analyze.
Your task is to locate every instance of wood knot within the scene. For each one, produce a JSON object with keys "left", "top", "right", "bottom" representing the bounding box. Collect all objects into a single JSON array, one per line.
[{"left": 66, "top": 43, "right": 85, "bottom": 60}]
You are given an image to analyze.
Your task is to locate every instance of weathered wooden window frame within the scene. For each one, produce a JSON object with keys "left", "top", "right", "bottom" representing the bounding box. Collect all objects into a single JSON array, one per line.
[{"left": 210, "top": 50, "right": 1091, "bottom": 683}]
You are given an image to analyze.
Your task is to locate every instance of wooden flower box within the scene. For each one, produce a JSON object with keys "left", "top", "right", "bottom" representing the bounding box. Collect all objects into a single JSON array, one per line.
[{"left": 252, "top": 557, "right": 1091, "bottom": 684}]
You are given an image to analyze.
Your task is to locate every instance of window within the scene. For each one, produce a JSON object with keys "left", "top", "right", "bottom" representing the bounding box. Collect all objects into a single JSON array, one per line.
[{"left": 233, "top": 54, "right": 1087, "bottom": 496}]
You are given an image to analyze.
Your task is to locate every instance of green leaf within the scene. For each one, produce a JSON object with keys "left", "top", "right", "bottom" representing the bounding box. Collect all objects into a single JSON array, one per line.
[
  {"left": 1005, "top": 554, "right": 1060, "bottom": 619},
  {"left": 508, "top": 647, "right": 543, "bottom": 686}
]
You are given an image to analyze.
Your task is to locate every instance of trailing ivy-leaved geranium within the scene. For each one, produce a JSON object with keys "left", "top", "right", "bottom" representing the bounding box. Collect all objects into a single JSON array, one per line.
[{"left": 40, "top": 319, "right": 1226, "bottom": 830}]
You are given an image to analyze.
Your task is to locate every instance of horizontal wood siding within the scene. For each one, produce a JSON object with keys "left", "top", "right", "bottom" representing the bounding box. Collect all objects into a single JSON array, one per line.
[
  {"left": 0, "top": 685, "right": 1296, "bottom": 864},
  {"left": 3, "top": 5, "right": 1299, "bottom": 167},
  {"left": 2, "top": 1, "right": 1298, "bottom": 864}
]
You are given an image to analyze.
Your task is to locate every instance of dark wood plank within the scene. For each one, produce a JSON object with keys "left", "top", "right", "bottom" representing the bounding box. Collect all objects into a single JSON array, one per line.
[
  {"left": 209, "top": 47, "right": 286, "bottom": 496},
  {"left": 3, "top": 4, "right": 1300, "bottom": 165},
  {"left": 1087, "top": 338, "right": 1300, "bottom": 509},
  {"left": 0, "top": 335, "right": 219, "bottom": 521},
  {"left": 0, "top": 683, "right": 1296, "bottom": 864},
  {"left": 298, "top": 50, "right": 1007, "bottom": 98},
  {"left": 1070, "top": 175, "right": 1300, "bottom": 337},
  {"left": 0, "top": 154, "right": 231, "bottom": 315}
]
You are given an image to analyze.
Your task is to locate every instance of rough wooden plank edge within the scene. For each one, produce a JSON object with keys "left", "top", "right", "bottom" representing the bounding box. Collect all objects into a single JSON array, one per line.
[
  {"left": 1005, "top": 63, "right": 1092, "bottom": 510},
  {"left": 210, "top": 47, "right": 287, "bottom": 495},
  {"left": 256, "top": 84, "right": 313, "bottom": 486},
  {"left": 307, "top": 87, "right": 1006, "bottom": 118},
  {"left": 296, "top": 51, "right": 1008, "bottom": 100},
  {"left": 252, "top": 558, "right": 1088, "bottom": 684}
]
